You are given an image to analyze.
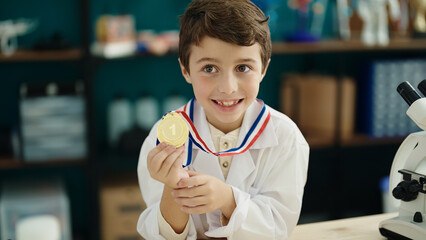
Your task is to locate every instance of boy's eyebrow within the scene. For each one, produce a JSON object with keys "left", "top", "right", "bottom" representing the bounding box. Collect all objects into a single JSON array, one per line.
[
  {"left": 237, "top": 58, "right": 257, "bottom": 63},
  {"left": 195, "top": 57, "right": 258, "bottom": 64},
  {"left": 195, "top": 57, "right": 219, "bottom": 64}
]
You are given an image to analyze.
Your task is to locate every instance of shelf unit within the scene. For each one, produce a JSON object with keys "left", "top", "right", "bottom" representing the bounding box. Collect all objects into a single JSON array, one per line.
[
  {"left": 3, "top": 38, "right": 423, "bottom": 63},
  {"left": 0, "top": 49, "right": 83, "bottom": 62},
  {"left": 0, "top": 157, "right": 86, "bottom": 170},
  {"left": 78, "top": 38, "right": 426, "bottom": 60},
  {"left": 271, "top": 38, "right": 426, "bottom": 54},
  {"left": 0, "top": 1, "right": 93, "bottom": 239}
]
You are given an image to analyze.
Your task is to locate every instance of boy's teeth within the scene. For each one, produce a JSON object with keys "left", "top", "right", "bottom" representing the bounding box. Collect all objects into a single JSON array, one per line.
[{"left": 216, "top": 100, "right": 239, "bottom": 106}]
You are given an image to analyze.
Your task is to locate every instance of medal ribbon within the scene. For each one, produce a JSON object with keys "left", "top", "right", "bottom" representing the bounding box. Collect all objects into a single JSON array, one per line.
[{"left": 177, "top": 98, "right": 270, "bottom": 166}]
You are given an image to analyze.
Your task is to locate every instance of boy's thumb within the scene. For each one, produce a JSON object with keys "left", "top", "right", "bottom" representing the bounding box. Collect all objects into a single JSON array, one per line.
[{"left": 186, "top": 170, "right": 198, "bottom": 176}]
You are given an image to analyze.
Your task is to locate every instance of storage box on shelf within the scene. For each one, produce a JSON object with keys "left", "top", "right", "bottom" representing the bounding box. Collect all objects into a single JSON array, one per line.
[
  {"left": 99, "top": 174, "right": 146, "bottom": 240},
  {"left": 0, "top": 178, "right": 72, "bottom": 240},
  {"left": 281, "top": 73, "right": 356, "bottom": 148},
  {"left": 19, "top": 82, "right": 88, "bottom": 163}
]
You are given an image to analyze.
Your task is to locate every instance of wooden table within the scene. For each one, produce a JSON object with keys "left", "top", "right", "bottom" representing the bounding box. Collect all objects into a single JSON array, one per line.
[{"left": 289, "top": 213, "right": 398, "bottom": 240}]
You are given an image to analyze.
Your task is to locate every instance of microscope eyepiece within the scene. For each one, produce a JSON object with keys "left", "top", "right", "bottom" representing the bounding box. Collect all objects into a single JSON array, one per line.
[
  {"left": 417, "top": 79, "right": 426, "bottom": 97},
  {"left": 397, "top": 81, "right": 421, "bottom": 106}
]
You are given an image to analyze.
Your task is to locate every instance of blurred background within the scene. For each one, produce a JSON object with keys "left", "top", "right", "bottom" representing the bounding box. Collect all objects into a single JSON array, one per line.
[{"left": 0, "top": 0, "right": 425, "bottom": 239}]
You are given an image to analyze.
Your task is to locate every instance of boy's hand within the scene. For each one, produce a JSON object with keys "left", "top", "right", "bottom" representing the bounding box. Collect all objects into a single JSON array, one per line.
[
  {"left": 147, "top": 142, "right": 189, "bottom": 188},
  {"left": 172, "top": 170, "right": 236, "bottom": 219}
]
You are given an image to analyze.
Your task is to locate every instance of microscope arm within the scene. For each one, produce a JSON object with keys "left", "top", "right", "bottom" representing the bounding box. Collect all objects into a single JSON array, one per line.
[
  {"left": 407, "top": 98, "right": 426, "bottom": 131},
  {"left": 389, "top": 132, "right": 426, "bottom": 208}
]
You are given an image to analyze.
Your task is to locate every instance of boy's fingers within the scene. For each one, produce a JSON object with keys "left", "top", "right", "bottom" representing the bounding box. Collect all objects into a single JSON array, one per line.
[
  {"left": 173, "top": 147, "right": 186, "bottom": 168},
  {"left": 154, "top": 142, "right": 168, "bottom": 153},
  {"left": 150, "top": 145, "right": 176, "bottom": 173},
  {"left": 162, "top": 147, "right": 184, "bottom": 177},
  {"left": 176, "top": 195, "right": 206, "bottom": 206},
  {"left": 156, "top": 142, "right": 169, "bottom": 153},
  {"left": 173, "top": 185, "right": 202, "bottom": 197},
  {"left": 178, "top": 174, "right": 203, "bottom": 188},
  {"left": 147, "top": 142, "right": 168, "bottom": 164}
]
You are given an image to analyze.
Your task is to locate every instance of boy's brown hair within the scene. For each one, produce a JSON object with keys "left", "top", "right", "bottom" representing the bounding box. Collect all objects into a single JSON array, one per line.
[{"left": 179, "top": 0, "right": 271, "bottom": 74}]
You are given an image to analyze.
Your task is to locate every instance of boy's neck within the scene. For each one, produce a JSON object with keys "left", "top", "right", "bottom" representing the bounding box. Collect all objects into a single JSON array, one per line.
[{"left": 206, "top": 117, "right": 243, "bottom": 134}]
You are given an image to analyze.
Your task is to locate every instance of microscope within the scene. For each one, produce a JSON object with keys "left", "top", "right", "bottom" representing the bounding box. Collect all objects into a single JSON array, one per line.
[{"left": 379, "top": 80, "right": 426, "bottom": 240}]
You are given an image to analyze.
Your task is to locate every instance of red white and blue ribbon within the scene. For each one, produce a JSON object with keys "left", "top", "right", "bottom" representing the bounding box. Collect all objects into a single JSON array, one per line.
[{"left": 158, "top": 98, "right": 270, "bottom": 167}]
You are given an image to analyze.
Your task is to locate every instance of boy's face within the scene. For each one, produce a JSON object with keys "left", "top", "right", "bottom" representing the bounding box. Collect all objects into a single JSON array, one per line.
[{"left": 179, "top": 36, "right": 269, "bottom": 133}]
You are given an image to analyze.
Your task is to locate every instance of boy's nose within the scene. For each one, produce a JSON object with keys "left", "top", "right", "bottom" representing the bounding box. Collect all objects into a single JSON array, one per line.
[{"left": 218, "top": 73, "right": 238, "bottom": 94}]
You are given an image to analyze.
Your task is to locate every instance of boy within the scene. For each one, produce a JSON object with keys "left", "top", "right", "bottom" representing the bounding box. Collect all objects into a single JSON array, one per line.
[{"left": 137, "top": 0, "right": 309, "bottom": 239}]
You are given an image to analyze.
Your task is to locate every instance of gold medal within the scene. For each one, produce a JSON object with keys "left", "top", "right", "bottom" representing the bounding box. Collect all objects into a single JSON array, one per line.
[{"left": 157, "top": 112, "right": 189, "bottom": 147}]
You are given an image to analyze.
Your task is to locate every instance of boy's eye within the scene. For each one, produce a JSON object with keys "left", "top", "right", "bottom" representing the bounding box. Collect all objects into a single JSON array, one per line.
[
  {"left": 237, "top": 65, "right": 250, "bottom": 73},
  {"left": 203, "top": 65, "right": 217, "bottom": 73}
]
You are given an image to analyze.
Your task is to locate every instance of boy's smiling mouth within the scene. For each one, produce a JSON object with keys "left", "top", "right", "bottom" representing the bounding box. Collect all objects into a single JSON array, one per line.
[{"left": 211, "top": 98, "right": 244, "bottom": 107}]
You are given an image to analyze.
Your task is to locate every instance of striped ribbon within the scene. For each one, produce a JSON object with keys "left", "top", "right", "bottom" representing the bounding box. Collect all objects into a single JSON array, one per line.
[{"left": 158, "top": 98, "right": 271, "bottom": 167}]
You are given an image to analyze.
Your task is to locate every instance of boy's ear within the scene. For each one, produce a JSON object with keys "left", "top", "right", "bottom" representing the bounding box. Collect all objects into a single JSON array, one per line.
[
  {"left": 260, "top": 58, "right": 271, "bottom": 82},
  {"left": 178, "top": 58, "right": 192, "bottom": 84}
]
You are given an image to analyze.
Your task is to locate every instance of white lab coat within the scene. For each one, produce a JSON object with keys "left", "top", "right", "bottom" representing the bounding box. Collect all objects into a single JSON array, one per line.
[{"left": 137, "top": 100, "right": 309, "bottom": 240}]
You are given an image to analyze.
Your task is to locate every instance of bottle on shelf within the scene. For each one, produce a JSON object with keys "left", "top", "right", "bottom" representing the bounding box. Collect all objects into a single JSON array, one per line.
[
  {"left": 107, "top": 95, "right": 133, "bottom": 148},
  {"left": 135, "top": 94, "right": 159, "bottom": 131},
  {"left": 162, "top": 92, "right": 187, "bottom": 114}
]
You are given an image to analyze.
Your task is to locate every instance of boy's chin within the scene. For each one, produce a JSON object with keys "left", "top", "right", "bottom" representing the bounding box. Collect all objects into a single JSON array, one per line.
[{"left": 214, "top": 115, "right": 245, "bottom": 127}]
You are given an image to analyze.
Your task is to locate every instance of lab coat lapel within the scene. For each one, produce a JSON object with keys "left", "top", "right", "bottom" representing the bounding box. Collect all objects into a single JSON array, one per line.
[
  {"left": 226, "top": 101, "right": 278, "bottom": 187},
  {"left": 189, "top": 101, "right": 225, "bottom": 182},
  {"left": 225, "top": 150, "right": 255, "bottom": 187}
]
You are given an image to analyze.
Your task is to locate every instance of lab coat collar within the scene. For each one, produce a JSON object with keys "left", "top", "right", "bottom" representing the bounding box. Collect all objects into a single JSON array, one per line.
[
  {"left": 189, "top": 100, "right": 225, "bottom": 181},
  {"left": 237, "top": 100, "right": 278, "bottom": 149},
  {"left": 189, "top": 99, "right": 278, "bottom": 186}
]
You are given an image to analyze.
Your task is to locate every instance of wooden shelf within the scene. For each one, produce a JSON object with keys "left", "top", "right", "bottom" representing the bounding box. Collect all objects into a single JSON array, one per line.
[
  {"left": 0, "top": 48, "right": 83, "bottom": 62},
  {"left": 92, "top": 39, "right": 426, "bottom": 61},
  {"left": 89, "top": 38, "right": 426, "bottom": 60},
  {"left": 308, "top": 133, "right": 405, "bottom": 149},
  {"left": 0, "top": 156, "right": 86, "bottom": 170},
  {"left": 306, "top": 136, "right": 335, "bottom": 149},
  {"left": 340, "top": 133, "right": 404, "bottom": 147},
  {"left": 272, "top": 39, "right": 426, "bottom": 54}
]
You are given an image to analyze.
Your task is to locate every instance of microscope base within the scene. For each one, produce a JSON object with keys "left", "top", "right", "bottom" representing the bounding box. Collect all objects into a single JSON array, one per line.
[{"left": 379, "top": 216, "right": 426, "bottom": 240}]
